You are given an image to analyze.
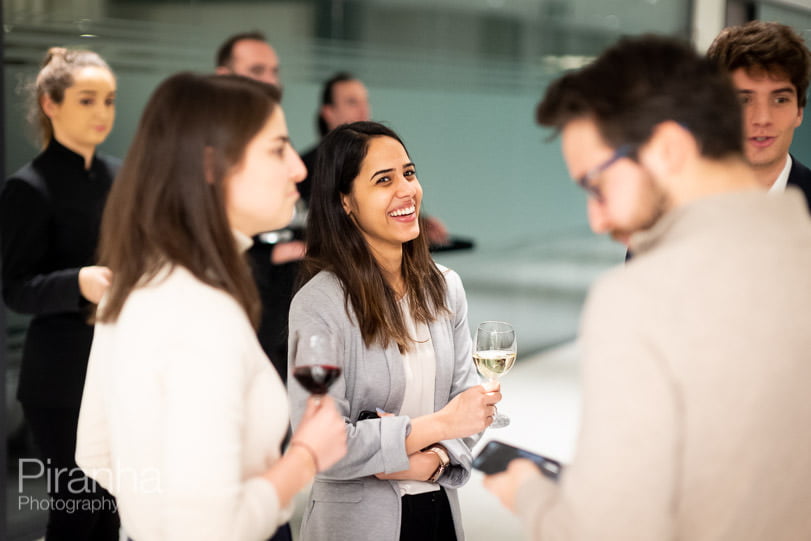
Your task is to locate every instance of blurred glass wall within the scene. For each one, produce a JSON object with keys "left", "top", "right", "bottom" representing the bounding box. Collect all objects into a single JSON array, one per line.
[
  {"left": 3, "top": 0, "right": 696, "bottom": 248},
  {"left": 3, "top": 1, "right": 810, "bottom": 539}
]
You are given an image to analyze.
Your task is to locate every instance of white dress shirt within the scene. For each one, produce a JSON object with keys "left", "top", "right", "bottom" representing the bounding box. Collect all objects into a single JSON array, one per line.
[{"left": 768, "top": 154, "right": 792, "bottom": 194}]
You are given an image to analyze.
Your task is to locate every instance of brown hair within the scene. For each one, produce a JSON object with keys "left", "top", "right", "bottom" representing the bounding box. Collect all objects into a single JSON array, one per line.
[
  {"left": 28, "top": 47, "right": 112, "bottom": 147},
  {"left": 537, "top": 35, "right": 742, "bottom": 159},
  {"left": 96, "top": 72, "right": 282, "bottom": 327},
  {"left": 215, "top": 31, "right": 267, "bottom": 68},
  {"left": 301, "top": 121, "right": 449, "bottom": 353},
  {"left": 707, "top": 21, "right": 811, "bottom": 108},
  {"left": 317, "top": 71, "right": 358, "bottom": 137}
]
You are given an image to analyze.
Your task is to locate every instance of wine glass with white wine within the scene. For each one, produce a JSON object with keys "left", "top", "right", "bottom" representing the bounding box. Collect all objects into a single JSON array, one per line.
[{"left": 473, "top": 321, "right": 517, "bottom": 428}]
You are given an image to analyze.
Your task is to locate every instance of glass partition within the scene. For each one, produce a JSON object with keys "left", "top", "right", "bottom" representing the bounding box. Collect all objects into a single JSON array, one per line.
[{"left": 3, "top": 1, "right": 695, "bottom": 538}]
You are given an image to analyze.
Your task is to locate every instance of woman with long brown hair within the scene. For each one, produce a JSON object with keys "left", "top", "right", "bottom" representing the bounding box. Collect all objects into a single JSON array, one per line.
[
  {"left": 288, "top": 121, "right": 500, "bottom": 541},
  {"left": 75, "top": 72, "right": 346, "bottom": 541},
  {"left": 0, "top": 47, "right": 120, "bottom": 539}
]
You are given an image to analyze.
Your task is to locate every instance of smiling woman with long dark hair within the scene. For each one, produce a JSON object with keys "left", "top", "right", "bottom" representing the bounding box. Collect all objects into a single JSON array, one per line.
[{"left": 288, "top": 121, "right": 501, "bottom": 541}]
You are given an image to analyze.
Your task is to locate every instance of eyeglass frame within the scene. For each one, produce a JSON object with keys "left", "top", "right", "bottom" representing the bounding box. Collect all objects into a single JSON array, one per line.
[{"left": 575, "top": 144, "right": 638, "bottom": 202}]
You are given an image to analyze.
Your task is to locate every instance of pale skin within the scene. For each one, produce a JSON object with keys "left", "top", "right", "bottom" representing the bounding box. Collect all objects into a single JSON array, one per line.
[
  {"left": 223, "top": 108, "right": 306, "bottom": 237},
  {"left": 321, "top": 79, "right": 371, "bottom": 132},
  {"left": 484, "top": 116, "right": 761, "bottom": 508},
  {"left": 731, "top": 67, "right": 803, "bottom": 188},
  {"left": 42, "top": 66, "right": 117, "bottom": 304},
  {"left": 78, "top": 266, "right": 112, "bottom": 304},
  {"left": 340, "top": 136, "right": 501, "bottom": 481},
  {"left": 482, "top": 459, "right": 540, "bottom": 512},
  {"left": 216, "top": 39, "right": 280, "bottom": 87}
]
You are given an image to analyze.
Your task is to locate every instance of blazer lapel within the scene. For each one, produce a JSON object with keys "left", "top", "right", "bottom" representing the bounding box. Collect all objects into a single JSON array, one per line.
[
  {"left": 429, "top": 317, "right": 454, "bottom": 411},
  {"left": 382, "top": 341, "right": 406, "bottom": 414}
]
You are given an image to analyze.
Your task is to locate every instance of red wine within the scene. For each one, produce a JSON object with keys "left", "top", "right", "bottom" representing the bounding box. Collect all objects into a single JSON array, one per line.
[{"left": 293, "top": 365, "right": 341, "bottom": 394}]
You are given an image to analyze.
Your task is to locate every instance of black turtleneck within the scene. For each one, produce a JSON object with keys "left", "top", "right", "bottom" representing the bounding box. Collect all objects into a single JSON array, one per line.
[{"left": 0, "top": 138, "right": 120, "bottom": 407}]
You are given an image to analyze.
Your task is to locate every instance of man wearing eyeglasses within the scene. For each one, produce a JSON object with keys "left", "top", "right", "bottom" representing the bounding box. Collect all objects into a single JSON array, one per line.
[
  {"left": 483, "top": 35, "right": 811, "bottom": 541},
  {"left": 707, "top": 21, "right": 811, "bottom": 208}
]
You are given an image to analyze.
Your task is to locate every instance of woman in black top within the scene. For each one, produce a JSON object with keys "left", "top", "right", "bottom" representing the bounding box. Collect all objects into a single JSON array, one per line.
[{"left": 0, "top": 47, "right": 120, "bottom": 540}]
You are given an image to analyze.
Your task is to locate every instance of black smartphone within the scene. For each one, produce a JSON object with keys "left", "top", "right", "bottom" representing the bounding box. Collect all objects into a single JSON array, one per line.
[
  {"left": 472, "top": 440, "right": 563, "bottom": 481},
  {"left": 357, "top": 410, "right": 380, "bottom": 421}
]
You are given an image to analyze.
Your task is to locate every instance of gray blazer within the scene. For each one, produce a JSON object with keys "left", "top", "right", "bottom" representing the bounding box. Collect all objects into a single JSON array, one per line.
[{"left": 288, "top": 266, "right": 479, "bottom": 541}]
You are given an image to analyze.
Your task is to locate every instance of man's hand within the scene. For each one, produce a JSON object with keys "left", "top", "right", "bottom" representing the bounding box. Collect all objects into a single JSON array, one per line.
[
  {"left": 271, "top": 240, "right": 306, "bottom": 264},
  {"left": 482, "top": 458, "right": 542, "bottom": 513},
  {"left": 424, "top": 215, "right": 449, "bottom": 246}
]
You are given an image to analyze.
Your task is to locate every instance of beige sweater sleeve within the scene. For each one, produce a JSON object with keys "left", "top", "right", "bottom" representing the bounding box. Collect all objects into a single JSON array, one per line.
[{"left": 513, "top": 274, "right": 680, "bottom": 540}]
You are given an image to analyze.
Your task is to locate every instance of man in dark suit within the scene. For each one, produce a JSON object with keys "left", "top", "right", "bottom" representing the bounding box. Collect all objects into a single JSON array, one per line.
[
  {"left": 708, "top": 21, "right": 811, "bottom": 207},
  {"left": 214, "top": 32, "right": 305, "bottom": 389}
]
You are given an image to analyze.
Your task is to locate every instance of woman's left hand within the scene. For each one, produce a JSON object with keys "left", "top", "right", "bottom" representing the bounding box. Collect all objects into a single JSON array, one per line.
[{"left": 374, "top": 450, "right": 440, "bottom": 481}]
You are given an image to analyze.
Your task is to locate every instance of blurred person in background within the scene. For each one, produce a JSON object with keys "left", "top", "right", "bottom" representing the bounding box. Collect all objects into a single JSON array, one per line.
[
  {"left": 707, "top": 20, "right": 811, "bottom": 207},
  {"left": 215, "top": 30, "right": 303, "bottom": 384},
  {"left": 0, "top": 47, "right": 120, "bottom": 540},
  {"left": 215, "top": 30, "right": 281, "bottom": 88}
]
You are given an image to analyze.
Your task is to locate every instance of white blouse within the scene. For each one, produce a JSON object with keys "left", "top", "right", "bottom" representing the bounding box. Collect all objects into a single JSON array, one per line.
[{"left": 397, "top": 297, "right": 439, "bottom": 496}]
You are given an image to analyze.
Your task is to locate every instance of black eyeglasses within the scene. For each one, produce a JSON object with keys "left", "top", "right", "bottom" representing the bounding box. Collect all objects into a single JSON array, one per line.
[{"left": 576, "top": 144, "right": 637, "bottom": 202}]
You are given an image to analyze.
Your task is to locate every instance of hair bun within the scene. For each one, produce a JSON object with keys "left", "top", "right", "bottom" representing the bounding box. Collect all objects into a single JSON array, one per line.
[{"left": 42, "top": 47, "right": 68, "bottom": 67}]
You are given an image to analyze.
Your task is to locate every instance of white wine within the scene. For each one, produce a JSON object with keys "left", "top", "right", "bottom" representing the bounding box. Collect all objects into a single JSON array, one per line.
[{"left": 473, "top": 350, "right": 516, "bottom": 380}]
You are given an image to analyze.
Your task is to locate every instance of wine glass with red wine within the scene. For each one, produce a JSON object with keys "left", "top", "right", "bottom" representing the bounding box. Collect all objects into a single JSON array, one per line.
[{"left": 292, "top": 332, "right": 341, "bottom": 404}]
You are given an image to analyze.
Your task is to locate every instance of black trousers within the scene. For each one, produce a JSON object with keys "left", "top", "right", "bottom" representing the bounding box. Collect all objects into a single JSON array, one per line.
[
  {"left": 269, "top": 523, "right": 293, "bottom": 541},
  {"left": 22, "top": 405, "right": 120, "bottom": 541},
  {"left": 399, "top": 487, "right": 457, "bottom": 541}
]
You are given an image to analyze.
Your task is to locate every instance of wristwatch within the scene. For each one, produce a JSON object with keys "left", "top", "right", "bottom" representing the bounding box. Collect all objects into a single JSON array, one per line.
[{"left": 423, "top": 444, "right": 450, "bottom": 483}]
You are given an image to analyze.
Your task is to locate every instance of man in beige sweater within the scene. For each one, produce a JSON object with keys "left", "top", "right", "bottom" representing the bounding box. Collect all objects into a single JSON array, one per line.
[{"left": 483, "top": 35, "right": 811, "bottom": 540}]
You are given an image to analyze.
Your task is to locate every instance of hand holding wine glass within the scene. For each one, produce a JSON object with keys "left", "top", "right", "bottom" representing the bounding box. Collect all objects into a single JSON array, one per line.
[
  {"left": 473, "top": 321, "right": 517, "bottom": 428},
  {"left": 289, "top": 394, "right": 347, "bottom": 474},
  {"left": 292, "top": 332, "right": 342, "bottom": 405},
  {"left": 289, "top": 331, "right": 347, "bottom": 474},
  {"left": 438, "top": 384, "right": 503, "bottom": 439}
]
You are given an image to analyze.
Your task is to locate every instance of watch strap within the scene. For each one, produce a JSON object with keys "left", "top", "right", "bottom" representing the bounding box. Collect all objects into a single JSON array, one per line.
[{"left": 423, "top": 444, "right": 450, "bottom": 483}]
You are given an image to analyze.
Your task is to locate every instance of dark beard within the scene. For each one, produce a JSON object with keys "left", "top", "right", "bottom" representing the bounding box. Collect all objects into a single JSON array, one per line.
[{"left": 611, "top": 171, "right": 672, "bottom": 243}]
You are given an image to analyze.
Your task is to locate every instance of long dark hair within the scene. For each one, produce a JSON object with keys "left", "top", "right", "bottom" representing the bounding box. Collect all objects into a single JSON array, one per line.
[
  {"left": 97, "top": 72, "right": 282, "bottom": 327},
  {"left": 301, "top": 121, "right": 448, "bottom": 352}
]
